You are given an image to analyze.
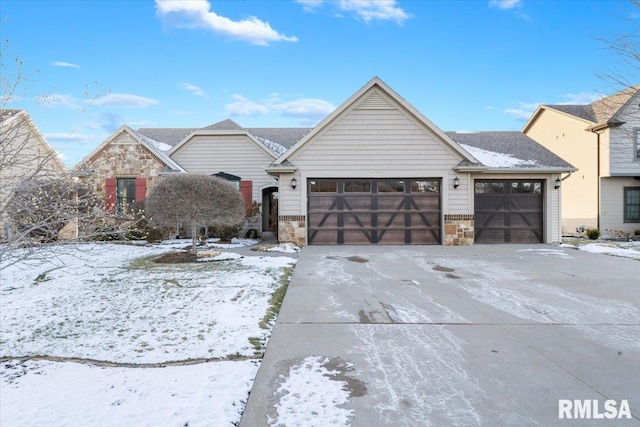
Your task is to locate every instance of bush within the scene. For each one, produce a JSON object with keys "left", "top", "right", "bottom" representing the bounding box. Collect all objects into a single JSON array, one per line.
[
  {"left": 635, "top": 228, "right": 640, "bottom": 236},
  {"left": 586, "top": 228, "right": 600, "bottom": 240},
  {"left": 211, "top": 224, "right": 241, "bottom": 242},
  {"left": 92, "top": 225, "right": 124, "bottom": 241}
]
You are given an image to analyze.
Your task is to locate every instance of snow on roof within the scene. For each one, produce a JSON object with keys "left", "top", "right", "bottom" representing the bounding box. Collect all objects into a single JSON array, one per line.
[
  {"left": 253, "top": 135, "right": 288, "bottom": 157},
  {"left": 459, "top": 143, "right": 540, "bottom": 168}
]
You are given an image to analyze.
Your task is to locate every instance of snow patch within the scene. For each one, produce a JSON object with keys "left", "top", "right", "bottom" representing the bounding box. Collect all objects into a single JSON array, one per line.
[
  {"left": 0, "top": 359, "right": 258, "bottom": 427},
  {"left": 254, "top": 136, "right": 288, "bottom": 157},
  {"left": 269, "top": 356, "right": 354, "bottom": 427},
  {"left": 460, "top": 143, "right": 540, "bottom": 168}
]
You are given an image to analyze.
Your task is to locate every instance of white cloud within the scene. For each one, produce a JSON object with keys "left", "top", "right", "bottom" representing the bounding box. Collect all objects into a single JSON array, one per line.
[
  {"left": 558, "top": 92, "right": 603, "bottom": 105},
  {"left": 339, "top": 0, "right": 410, "bottom": 24},
  {"left": 224, "top": 94, "right": 336, "bottom": 123},
  {"left": 297, "top": 0, "right": 410, "bottom": 24},
  {"left": 503, "top": 102, "right": 539, "bottom": 120},
  {"left": 296, "top": 0, "right": 325, "bottom": 12},
  {"left": 155, "top": 0, "right": 297, "bottom": 46},
  {"left": 36, "top": 94, "right": 78, "bottom": 109},
  {"left": 179, "top": 82, "right": 208, "bottom": 97},
  {"left": 272, "top": 98, "right": 336, "bottom": 118},
  {"left": 225, "top": 94, "right": 271, "bottom": 115},
  {"left": 93, "top": 93, "right": 160, "bottom": 108},
  {"left": 488, "top": 0, "right": 522, "bottom": 10},
  {"left": 51, "top": 61, "right": 80, "bottom": 68}
]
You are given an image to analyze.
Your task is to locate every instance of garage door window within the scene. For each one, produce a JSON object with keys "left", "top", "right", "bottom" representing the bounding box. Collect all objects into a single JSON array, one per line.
[
  {"left": 378, "top": 180, "right": 405, "bottom": 192},
  {"left": 344, "top": 180, "right": 371, "bottom": 193},
  {"left": 309, "top": 180, "right": 337, "bottom": 193},
  {"left": 412, "top": 180, "right": 439, "bottom": 193}
]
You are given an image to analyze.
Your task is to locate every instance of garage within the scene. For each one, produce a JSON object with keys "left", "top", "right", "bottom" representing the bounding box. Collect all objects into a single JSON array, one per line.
[
  {"left": 474, "top": 180, "right": 544, "bottom": 243},
  {"left": 308, "top": 179, "right": 441, "bottom": 245}
]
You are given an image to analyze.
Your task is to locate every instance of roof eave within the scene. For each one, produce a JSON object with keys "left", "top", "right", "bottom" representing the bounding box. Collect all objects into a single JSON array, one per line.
[{"left": 474, "top": 167, "right": 577, "bottom": 174}]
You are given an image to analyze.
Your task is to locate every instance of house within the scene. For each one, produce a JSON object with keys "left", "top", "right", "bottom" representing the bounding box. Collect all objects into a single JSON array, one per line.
[
  {"left": 75, "top": 119, "right": 309, "bottom": 236},
  {"left": 76, "top": 77, "right": 574, "bottom": 245},
  {"left": 268, "top": 77, "right": 575, "bottom": 246},
  {"left": 0, "top": 110, "right": 68, "bottom": 241},
  {"left": 523, "top": 86, "right": 640, "bottom": 238}
]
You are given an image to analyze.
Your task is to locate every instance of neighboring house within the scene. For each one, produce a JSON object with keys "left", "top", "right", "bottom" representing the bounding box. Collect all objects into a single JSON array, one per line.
[
  {"left": 76, "top": 77, "right": 575, "bottom": 245},
  {"left": 0, "top": 109, "right": 67, "bottom": 240},
  {"left": 523, "top": 86, "right": 640, "bottom": 237},
  {"left": 268, "top": 77, "right": 575, "bottom": 246}
]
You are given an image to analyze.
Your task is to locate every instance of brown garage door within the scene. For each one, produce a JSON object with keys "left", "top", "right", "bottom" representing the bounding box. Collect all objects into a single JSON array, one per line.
[
  {"left": 474, "top": 180, "right": 544, "bottom": 243},
  {"left": 308, "top": 179, "right": 441, "bottom": 245}
]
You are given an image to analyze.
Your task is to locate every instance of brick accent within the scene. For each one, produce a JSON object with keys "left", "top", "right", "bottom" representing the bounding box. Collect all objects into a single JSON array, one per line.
[
  {"left": 278, "top": 215, "right": 306, "bottom": 246},
  {"left": 444, "top": 214, "right": 474, "bottom": 246}
]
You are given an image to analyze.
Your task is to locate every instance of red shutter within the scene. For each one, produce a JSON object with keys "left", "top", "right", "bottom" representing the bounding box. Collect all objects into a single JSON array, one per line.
[
  {"left": 105, "top": 178, "right": 116, "bottom": 213},
  {"left": 240, "top": 180, "right": 252, "bottom": 208},
  {"left": 135, "top": 178, "right": 146, "bottom": 201}
]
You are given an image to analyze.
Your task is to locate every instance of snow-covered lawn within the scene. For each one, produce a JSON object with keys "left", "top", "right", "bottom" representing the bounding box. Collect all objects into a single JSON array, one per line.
[
  {"left": 561, "top": 238, "right": 640, "bottom": 260},
  {"left": 1, "top": 242, "right": 296, "bottom": 426}
]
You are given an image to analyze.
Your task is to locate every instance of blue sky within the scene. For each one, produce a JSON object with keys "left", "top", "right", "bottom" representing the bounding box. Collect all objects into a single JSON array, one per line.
[{"left": 1, "top": 0, "right": 637, "bottom": 166}]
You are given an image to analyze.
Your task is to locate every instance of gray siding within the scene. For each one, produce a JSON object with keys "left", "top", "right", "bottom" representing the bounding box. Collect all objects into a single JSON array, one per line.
[
  {"left": 601, "top": 177, "right": 640, "bottom": 237},
  {"left": 170, "top": 135, "right": 278, "bottom": 203},
  {"left": 609, "top": 92, "right": 640, "bottom": 176}
]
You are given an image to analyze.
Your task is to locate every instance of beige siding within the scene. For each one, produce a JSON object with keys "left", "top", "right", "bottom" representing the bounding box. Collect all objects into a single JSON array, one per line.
[
  {"left": 286, "top": 89, "right": 470, "bottom": 217},
  {"left": 601, "top": 177, "right": 640, "bottom": 237},
  {"left": 170, "top": 135, "right": 278, "bottom": 202},
  {"left": 525, "top": 109, "right": 599, "bottom": 235}
]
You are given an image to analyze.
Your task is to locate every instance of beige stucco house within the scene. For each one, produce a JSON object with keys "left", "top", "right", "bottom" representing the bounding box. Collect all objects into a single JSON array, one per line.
[
  {"left": 0, "top": 109, "right": 67, "bottom": 240},
  {"left": 268, "top": 77, "right": 574, "bottom": 246},
  {"left": 77, "top": 77, "right": 574, "bottom": 245},
  {"left": 524, "top": 86, "right": 640, "bottom": 238}
]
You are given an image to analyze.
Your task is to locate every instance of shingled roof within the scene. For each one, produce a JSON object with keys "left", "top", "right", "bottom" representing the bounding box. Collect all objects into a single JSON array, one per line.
[
  {"left": 447, "top": 131, "right": 575, "bottom": 170},
  {"left": 545, "top": 85, "right": 638, "bottom": 124},
  {"left": 136, "top": 120, "right": 311, "bottom": 156}
]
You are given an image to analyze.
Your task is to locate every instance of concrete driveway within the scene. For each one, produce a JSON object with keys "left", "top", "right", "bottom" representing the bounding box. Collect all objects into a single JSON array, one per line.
[{"left": 240, "top": 245, "right": 640, "bottom": 426}]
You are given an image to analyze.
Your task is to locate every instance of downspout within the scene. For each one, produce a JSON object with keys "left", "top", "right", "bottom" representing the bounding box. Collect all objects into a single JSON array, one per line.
[{"left": 587, "top": 128, "right": 604, "bottom": 231}]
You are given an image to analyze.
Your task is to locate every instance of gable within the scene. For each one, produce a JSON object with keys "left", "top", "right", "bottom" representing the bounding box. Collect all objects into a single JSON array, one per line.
[
  {"left": 169, "top": 133, "right": 276, "bottom": 175},
  {"left": 285, "top": 87, "right": 469, "bottom": 174},
  {"left": 276, "top": 78, "right": 476, "bottom": 166}
]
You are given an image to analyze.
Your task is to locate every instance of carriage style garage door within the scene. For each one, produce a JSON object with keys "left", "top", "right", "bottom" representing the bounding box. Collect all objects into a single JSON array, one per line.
[
  {"left": 308, "top": 179, "right": 441, "bottom": 245},
  {"left": 474, "top": 180, "right": 544, "bottom": 244}
]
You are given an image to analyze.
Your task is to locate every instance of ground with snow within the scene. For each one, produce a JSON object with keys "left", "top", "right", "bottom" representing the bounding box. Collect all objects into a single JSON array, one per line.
[
  {"left": 1, "top": 241, "right": 296, "bottom": 426},
  {"left": 562, "top": 238, "right": 640, "bottom": 260}
]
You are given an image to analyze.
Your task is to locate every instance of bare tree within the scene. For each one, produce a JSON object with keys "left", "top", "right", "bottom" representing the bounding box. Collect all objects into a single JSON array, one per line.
[{"left": 145, "top": 174, "right": 246, "bottom": 255}]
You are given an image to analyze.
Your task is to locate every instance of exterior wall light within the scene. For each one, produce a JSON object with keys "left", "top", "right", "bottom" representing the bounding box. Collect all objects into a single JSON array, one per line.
[
  {"left": 453, "top": 177, "right": 460, "bottom": 189},
  {"left": 554, "top": 178, "right": 561, "bottom": 189},
  {"left": 291, "top": 177, "right": 297, "bottom": 189}
]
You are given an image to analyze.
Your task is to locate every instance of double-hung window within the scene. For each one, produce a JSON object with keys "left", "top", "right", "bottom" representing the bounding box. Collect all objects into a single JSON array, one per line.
[{"left": 624, "top": 187, "right": 640, "bottom": 223}]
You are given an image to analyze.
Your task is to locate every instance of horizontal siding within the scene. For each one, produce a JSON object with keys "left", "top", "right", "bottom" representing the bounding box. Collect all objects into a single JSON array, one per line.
[
  {"left": 288, "top": 103, "right": 470, "bottom": 215},
  {"left": 525, "top": 109, "right": 599, "bottom": 235},
  {"left": 170, "top": 135, "right": 278, "bottom": 202},
  {"left": 601, "top": 177, "right": 640, "bottom": 236}
]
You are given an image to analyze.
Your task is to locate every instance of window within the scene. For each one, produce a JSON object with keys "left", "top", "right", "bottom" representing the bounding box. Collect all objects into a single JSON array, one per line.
[
  {"left": 636, "top": 129, "right": 640, "bottom": 160},
  {"left": 624, "top": 187, "right": 640, "bottom": 222},
  {"left": 117, "top": 178, "right": 136, "bottom": 216},
  {"left": 309, "top": 180, "right": 337, "bottom": 193},
  {"left": 411, "top": 180, "right": 439, "bottom": 193},
  {"left": 344, "top": 180, "right": 371, "bottom": 193},
  {"left": 378, "top": 180, "right": 405, "bottom": 192}
]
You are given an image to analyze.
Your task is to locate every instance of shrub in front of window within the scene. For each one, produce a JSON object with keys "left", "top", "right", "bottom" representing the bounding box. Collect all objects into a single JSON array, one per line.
[{"left": 145, "top": 174, "right": 245, "bottom": 255}]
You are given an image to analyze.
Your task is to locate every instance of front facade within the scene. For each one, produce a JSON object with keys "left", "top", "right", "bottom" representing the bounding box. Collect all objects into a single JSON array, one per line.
[
  {"left": 524, "top": 86, "right": 640, "bottom": 237},
  {"left": 76, "top": 78, "right": 574, "bottom": 245},
  {"left": 268, "top": 78, "right": 574, "bottom": 246}
]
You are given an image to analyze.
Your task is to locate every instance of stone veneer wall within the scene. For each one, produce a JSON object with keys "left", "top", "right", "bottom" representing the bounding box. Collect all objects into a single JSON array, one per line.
[
  {"left": 444, "top": 214, "right": 474, "bottom": 246},
  {"left": 278, "top": 215, "right": 306, "bottom": 246},
  {"left": 76, "top": 133, "right": 167, "bottom": 202}
]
